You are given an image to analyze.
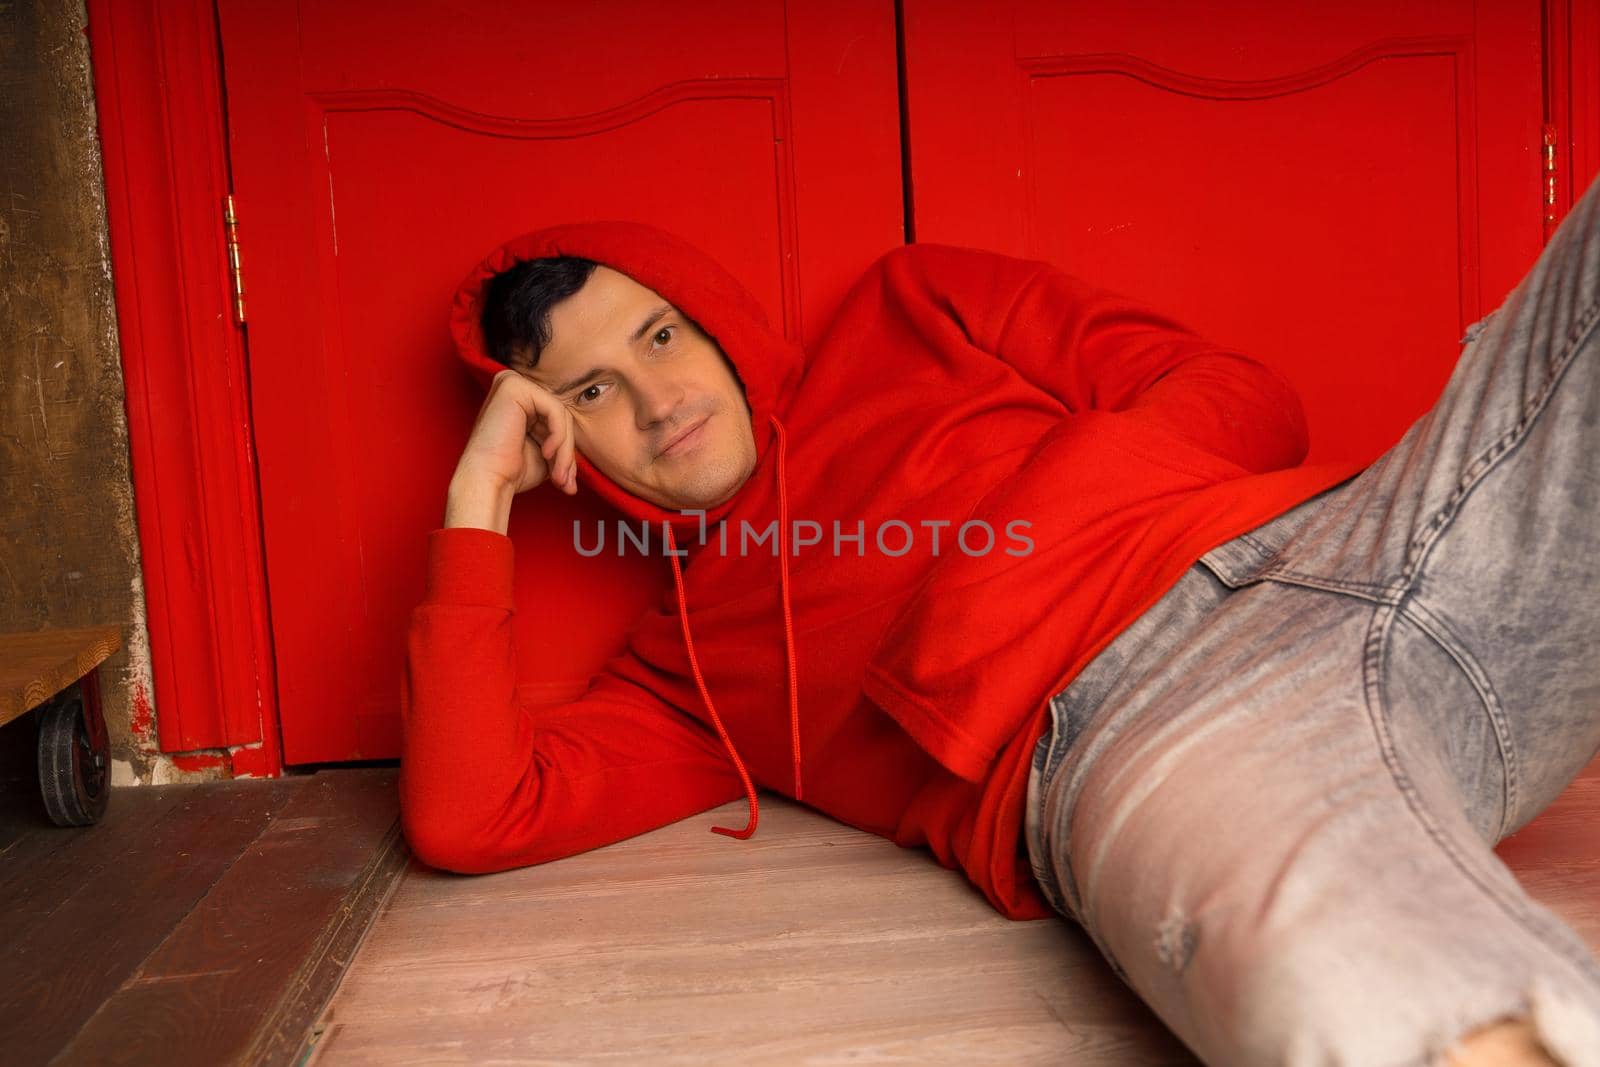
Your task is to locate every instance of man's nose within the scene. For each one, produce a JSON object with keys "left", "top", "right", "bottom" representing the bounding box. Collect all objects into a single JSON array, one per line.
[{"left": 635, "top": 371, "right": 687, "bottom": 429}]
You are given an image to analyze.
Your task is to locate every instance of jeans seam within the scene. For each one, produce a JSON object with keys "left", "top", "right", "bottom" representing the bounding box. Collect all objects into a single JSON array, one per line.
[
  {"left": 1237, "top": 531, "right": 1278, "bottom": 558},
  {"left": 1362, "top": 599, "right": 1600, "bottom": 987},
  {"left": 1040, "top": 744, "right": 1093, "bottom": 924},
  {"left": 1030, "top": 723, "right": 1072, "bottom": 917},
  {"left": 1401, "top": 296, "right": 1600, "bottom": 585},
  {"left": 1030, "top": 739, "right": 1068, "bottom": 915},
  {"left": 1395, "top": 597, "right": 1519, "bottom": 841},
  {"left": 1042, "top": 696, "right": 1072, "bottom": 780},
  {"left": 1253, "top": 569, "right": 1406, "bottom": 601},
  {"left": 1229, "top": 527, "right": 1407, "bottom": 598}
]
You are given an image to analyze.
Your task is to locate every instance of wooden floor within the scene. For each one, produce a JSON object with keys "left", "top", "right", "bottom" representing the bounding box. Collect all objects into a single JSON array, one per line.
[
  {"left": 0, "top": 766, "right": 403, "bottom": 1067},
  {"left": 308, "top": 757, "right": 1600, "bottom": 1066},
  {"left": 1, "top": 756, "right": 1592, "bottom": 1065}
]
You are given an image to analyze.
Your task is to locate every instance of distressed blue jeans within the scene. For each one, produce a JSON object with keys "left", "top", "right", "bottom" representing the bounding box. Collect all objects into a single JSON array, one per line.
[{"left": 1026, "top": 168, "right": 1600, "bottom": 1066}]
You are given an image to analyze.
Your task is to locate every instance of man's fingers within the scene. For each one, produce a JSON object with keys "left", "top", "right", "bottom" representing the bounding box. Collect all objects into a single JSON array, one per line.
[
  {"left": 558, "top": 410, "right": 577, "bottom": 493},
  {"left": 520, "top": 435, "right": 542, "bottom": 493},
  {"left": 495, "top": 370, "right": 578, "bottom": 493},
  {"left": 510, "top": 380, "right": 560, "bottom": 467},
  {"left": 543, "top": 410, "right": 574, "bottom": 493}
]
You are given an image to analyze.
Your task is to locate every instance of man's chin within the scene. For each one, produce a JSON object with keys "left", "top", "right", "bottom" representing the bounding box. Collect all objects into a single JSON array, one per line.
[
  {"left": 663, "top": 483, "right": 736, "bottom": 512},
  {"left": 651, "top": 471, "right": 746, "bottom": 513},
  {"left": 627, "top": 447, "right": 757, "bottom": 512}
]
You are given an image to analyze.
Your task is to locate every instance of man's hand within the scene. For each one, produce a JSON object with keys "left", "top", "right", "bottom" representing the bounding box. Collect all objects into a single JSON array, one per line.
[{"left": 444, "top": 369, "right": 578, "bottom": 533}]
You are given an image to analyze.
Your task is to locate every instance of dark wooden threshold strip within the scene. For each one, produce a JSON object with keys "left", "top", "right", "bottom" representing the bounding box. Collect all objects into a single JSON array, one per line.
[{"left": 248, "top": 798, "right": 409, "bottom": 1066}]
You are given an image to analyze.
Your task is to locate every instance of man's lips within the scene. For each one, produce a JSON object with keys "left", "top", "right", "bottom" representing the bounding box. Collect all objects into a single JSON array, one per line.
[{"left": 657, "top": 416, "right": 709, "bottom": 458}]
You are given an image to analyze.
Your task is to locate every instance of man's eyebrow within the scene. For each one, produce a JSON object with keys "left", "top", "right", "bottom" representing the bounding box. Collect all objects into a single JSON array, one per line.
[
  {"left": 549, "top": 367, "right": 605, "bottom": 396},
  {"left": 630, "top": 304, "right": 674, "bottom": 343},
  {"left": 547, "top": 305, "right": 675, "bottom": 395}
]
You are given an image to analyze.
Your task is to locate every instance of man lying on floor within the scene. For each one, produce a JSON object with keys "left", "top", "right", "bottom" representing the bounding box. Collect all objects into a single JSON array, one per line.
[{"left": 401, "top": 185, "right": 1600, "bottom": 1066}]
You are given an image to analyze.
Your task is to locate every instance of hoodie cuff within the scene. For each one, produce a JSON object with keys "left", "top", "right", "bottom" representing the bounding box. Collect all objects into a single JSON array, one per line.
[{"left": 423, "top": 527, "right": 515, "bottom": 610}]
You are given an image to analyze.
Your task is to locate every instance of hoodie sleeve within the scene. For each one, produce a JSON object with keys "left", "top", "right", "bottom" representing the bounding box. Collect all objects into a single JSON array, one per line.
[
  {"left": 877, "top": 242, "right": 1310, "bottom": 475},
  {"left": 399, "top": 527, "right": 744, "bottom": 872}
]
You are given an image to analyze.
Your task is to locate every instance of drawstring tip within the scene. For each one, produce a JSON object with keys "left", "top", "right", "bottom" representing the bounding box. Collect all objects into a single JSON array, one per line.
[{"left": 710, "top": 794, "right": 758, "bottom": 839}]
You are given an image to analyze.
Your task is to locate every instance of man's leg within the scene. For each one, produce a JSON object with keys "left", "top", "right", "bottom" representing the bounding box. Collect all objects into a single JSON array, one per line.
[
  {"left": 1032, "top": 579, "right": 1600, "bottom": 1066},
  {"left": 1026, "top": 170, "right": 1600, "bottom": 1065},
  {"left": 1222, "top": 162, "right": 1600, "bottom": 845},
  {"left": 1450, "top": 1018, "right": 1561, "bottom": 1067}
]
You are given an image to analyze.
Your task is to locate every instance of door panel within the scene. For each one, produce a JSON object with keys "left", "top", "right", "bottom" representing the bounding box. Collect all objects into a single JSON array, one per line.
[
  {"left": 903, "top": 0, "right": 1545, "bottom": 468},
  {"left": 217, "top": 1, "right": 902, "bottom": 763}
]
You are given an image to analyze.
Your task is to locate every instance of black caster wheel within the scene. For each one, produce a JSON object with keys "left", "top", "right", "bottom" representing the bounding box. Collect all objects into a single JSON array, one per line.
[{"left": 37, "top": 681, "right": 110, "bottom": 827}]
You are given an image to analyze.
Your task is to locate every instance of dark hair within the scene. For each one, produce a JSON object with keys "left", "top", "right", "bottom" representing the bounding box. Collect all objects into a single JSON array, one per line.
[{"left": 480, "top": 255, "right": 601, "bottom": 367}]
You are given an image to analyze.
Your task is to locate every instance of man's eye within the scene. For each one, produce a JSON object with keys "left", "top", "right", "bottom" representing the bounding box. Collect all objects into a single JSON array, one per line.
[
  {"left": 653, "top": 325, "right": 674, "bottom": 347},
  {"left": 575, "top": 383, "right": 605, "bottom": 405}
]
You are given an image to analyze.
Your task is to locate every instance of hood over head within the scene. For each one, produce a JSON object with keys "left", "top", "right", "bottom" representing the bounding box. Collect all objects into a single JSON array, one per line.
[
  {"left": 449, "top": 222, "right": 807, "bottom": 840},
  {"left": 449, "top": 222, "right": 804, "bottom": 536}
]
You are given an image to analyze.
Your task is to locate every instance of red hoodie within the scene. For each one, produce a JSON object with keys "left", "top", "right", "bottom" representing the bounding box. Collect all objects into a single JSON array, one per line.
[{"left": 400, "top": 223, "right": 1369, "bottom": 920}]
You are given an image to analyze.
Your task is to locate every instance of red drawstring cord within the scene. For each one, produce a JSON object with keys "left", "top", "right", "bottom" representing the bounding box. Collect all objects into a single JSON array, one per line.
[
  {"left": 771, "top": 415, "right": 802, "bottom": 801},
  {"left": 667, "top": 523, "right": 759, "bottom": 839},
  {"left": 663, "top": 412, "right": 803, "bottom": 840}
]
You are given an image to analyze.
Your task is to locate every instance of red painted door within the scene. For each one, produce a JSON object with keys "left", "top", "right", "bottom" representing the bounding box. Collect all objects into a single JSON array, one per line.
[
  {"left": 216, "top": 2, "right": 902, "bottom": 764},
  {"left": 902, "top": 0, "right": 1547, "bottom": 467}
]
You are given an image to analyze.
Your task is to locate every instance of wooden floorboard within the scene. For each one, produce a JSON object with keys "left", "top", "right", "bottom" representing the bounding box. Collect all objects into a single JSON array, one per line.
[
  {"left": 0, "top": 784, "right": 200, "bottom": 945},
  {"left": 306, "top": 756, "right": 1600, "bottom": 1065},
  {"left": 0, "top": 709, "right": 48, "bottom": 857},
  {"left": 0, "top": 768, "right": 403, "bottom": 1067},
  {"left": 245, "top": 794, "right": 410, "bottom": 1067},
  {"left": 0, "top": 779, "right": 306, "bottom": 1066},
  {"left": 305, "top": 799, "right": 1197, "bottom": 1065},
  {"left": 57, "top": 769, "right": 403, "bottom": 1067},
  {"left": 1493, "top": 770, "right": 1600, "bottom": 944}
]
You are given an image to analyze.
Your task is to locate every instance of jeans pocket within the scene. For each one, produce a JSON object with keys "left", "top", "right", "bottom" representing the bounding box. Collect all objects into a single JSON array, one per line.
[
  {"left": 1026, "top": 730, "right": 1070, "bottom": 917},
  {"left": 1198, "top": 474, "right": 1362, "bottom": 589},
  {"left": 1196, "top": 541, "right": 1276, "bottom": 589},
  {"left": 1027, "top": 689, "right": 1100, "bottom": 920},
  {"left": 1041, "top": 685, "right": 1104, "bottom": 781}
]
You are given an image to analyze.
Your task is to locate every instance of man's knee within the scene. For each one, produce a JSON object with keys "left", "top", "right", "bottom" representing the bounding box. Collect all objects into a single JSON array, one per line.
[{"left": 1213, "top": 950, "right": 1599, "bottom": 1067}]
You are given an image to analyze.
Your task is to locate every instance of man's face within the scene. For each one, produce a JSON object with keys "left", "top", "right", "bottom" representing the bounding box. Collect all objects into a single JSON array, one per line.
[{"left": 517, "top": 265, "right": 758, "bottom": 511}]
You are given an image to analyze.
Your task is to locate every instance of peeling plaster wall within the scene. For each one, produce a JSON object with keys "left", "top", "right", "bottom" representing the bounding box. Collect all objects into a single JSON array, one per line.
[{"left": 1, "top": 0, "right": 218, "bottom": 785}]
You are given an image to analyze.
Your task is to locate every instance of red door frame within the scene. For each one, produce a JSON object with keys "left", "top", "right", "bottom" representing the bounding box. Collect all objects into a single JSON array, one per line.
[
  {"left": 87, "top": 0, "right": 280, "bottom": 778},
  {"left": 86, "top": 0, "right": 1597, "bottom": 779}
]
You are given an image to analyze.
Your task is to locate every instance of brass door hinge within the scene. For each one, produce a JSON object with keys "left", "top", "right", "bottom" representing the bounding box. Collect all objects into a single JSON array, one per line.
[
  {"left": 1543, "top": 124, "right": 1560, "bottom": 234},
  {"left": 224, "top": 194, "right": 246, "bottom": 324}
]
